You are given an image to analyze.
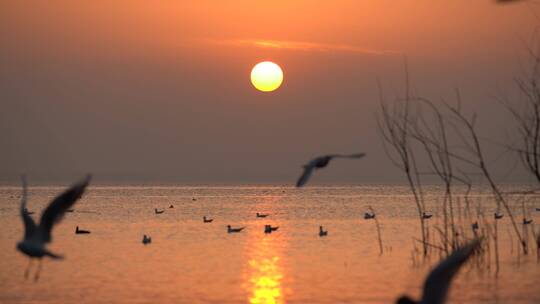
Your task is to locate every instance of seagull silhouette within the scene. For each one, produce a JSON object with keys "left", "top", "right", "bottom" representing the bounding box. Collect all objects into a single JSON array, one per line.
[
  {"left": 296, "top": 153, "right": 366, "bottom": 187},
  {"left": 227, "top": 225, "right": 245, "bottom": 233},
  {"left": 264, "top": 225, "right": 279, "bottom": 233},
  {"left": 142, "top": 234, "right": 152, "bottom": 245},
  {"left": 75, "top": 226, "right": 90, "bottom": 234},
  {"left": 396, "top": 239, "right": 481, "bottom": 304},
  {"left": 16, "top": 175, "right": 91, "bottom": 281},
  {"left": 364, "top": 212, "right": 376, "bottom": 219},
  {"left": 319, "top": 226, "right": 328, "bottom": 237}
]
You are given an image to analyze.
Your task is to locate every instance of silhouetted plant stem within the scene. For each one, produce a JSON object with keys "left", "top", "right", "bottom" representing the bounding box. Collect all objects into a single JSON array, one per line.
[{"left": 368, "top": 205, "right": 383, "bottom": 255}]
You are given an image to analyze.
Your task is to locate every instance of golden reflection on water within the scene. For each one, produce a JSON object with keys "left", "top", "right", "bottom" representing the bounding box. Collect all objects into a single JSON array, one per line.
[
  {"left": 245, "top": 197, "right": 286, "bottom": 304},
  {"left": 248, "top": 254, "right": 283, "bottom": 304}
]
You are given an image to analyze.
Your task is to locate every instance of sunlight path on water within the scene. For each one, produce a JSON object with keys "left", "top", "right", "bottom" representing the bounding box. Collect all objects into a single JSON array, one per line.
[{"left": 245, "top": 195, "right": 286, "bottom": 304}]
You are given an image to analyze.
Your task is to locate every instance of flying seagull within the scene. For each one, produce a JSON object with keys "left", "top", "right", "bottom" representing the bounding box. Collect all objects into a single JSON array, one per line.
[
  {"left": 296, "top": 153, "right": 366, "bottom": 187},
  {"left": 496, "top": 0, "right": 525, "bottom": 3},
  {"left": 396, "top": 239, "right": 481, "bottom": 304},
  {"left": 16, "top": 175, "right": 91, "bottom": 281}
]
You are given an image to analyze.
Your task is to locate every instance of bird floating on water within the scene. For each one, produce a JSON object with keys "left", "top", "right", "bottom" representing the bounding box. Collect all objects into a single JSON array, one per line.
[
  {"left": 422, "top": 212, "right": 433, "bottom": 219},
  {"left": 364, "top": 212, "right": 376, "bottom": 220},
  {"left": 203, "top": 216, "right": 213, "bottom": 223},
  {"left": 319, "top": 226, "right": 328, "bottom": 237},
  {"left": 142, "top": 234, "right": 152, "bottom": 245},
  {"left": 154, "top": 208, "right": 164, "bottom": 214},
  {"left": 494, "top": 212, "right": 503, "bottom": 220},
  {"left": 227, "top": 225, "right": 245, "bottom": 233},
  {"left": 472, "top": 222, "right": 479, "bottom": 231},
  {"left": 264, "top": 225, "right": 279, "bottom": 233},
  {"left": 396, "top": 239, "right": 481, "bottom": 304},
  {"left": 169, "top": 205, "right": 174, "bottom": 209},
  {"left": 296, "top": 153, "right": 366, "bottom": 187},
  {"left": 75, "top": 226, "right": 90, "bottom": 234},
  {"left": 16, "top": 175, "right": 91, "bottom": 281},
  {"left": 523, "top": 218, "right": 533, "bottom": 225},
  {"left": 256, "top": 212, "right": 269, "bottom": 218}
]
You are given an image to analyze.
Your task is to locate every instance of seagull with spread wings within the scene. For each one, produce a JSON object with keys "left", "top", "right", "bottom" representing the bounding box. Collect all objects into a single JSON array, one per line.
[
  {"left": 396, "top": 239, "right": 481, "bottom": 304},
  {"left": 16, "top": 175, "right": 91, "bottom": 281},
  {"left": 296, "top": 153, "right": 366, "bottom": 187}
]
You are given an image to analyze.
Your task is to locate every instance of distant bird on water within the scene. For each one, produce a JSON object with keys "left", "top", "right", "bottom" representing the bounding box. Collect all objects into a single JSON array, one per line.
[
  {"left": 203, "top": 216, "right": 213, "bottom": 223},
  {"left": 296, "top": 153, "right": 366, "bottom": 187},
  {"left": 396, "top": 239, "right": 481, "bottom": 304},
  {"left": 523, "top": 218, "right": 533, "bottom": 225},
  {"left": 16, "top": 175, "right": 91, "bottom": 281},
  {"left": 536, "top": 207, "right": 540, "bottom": 212},
  {"left": 142, "top": 234, "right": 152, "bottom": 245},
  {"left": 75, "top": 226, "right": 90, "bottom": 234},
  {"left": 256, "top": 212, "right": 269, "bottom": 218},
  {"left": 319, "top": 226, "right": 328, "bottom": 237},
  {"left": 227, "top": 225, "right": 245, "bottom": 233},
  {"left": 494, "top": 212, "right": 503, "bottom": 220},
  {"left": 264, "top": 225, "right": 279, "bottom": 233},
  {"left": 422, "top": 212, "right": 433, "bottom": 220},
  {"left": 154, "top": 208, "right": 164, "bottom": 214},
  {"left": 364, "top": 212, "right": 376, "bottom": 220},
  {"left": 169, "top": 204, "right": 174, "bottom": 209}
]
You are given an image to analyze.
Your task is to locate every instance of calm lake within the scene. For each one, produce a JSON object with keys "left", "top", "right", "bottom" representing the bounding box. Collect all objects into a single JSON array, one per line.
[{"left": 0, "top": 185, "right": 538, "bottom": 303}]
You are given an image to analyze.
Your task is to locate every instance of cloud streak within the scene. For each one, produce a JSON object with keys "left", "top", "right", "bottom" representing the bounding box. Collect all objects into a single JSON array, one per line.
[{"left": 208, "top": 39, "right": 399, "bottom": 55}]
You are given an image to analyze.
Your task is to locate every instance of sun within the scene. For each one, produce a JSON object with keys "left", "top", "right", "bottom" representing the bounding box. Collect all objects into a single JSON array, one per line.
[{"left": 250, "top": 61, "right": 283, "bottom": 92}]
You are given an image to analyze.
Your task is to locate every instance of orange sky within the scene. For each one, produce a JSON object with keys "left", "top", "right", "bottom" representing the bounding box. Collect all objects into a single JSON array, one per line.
[
  {"left": 0, "top": 1, "right": 538, "bottom": 183},
  {"left": 2, "top": 1, "right": 534, "bottom": 59}
]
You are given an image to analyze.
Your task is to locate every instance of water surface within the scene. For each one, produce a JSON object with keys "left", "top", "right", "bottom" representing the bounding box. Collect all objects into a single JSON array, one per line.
[{"left": 0, "top": 185, "right": 538, "bottom": 303}]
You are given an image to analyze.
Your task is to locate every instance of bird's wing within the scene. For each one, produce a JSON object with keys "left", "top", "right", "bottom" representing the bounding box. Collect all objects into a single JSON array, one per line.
[
  {"left": 330, "top": 153, "right": 366, "bottom": 159},
  {"left": 496, "top": 0, "right": 525, "bottom": 3},
  {"left": 37, "top": 175, "right": 91, "bottom": 243},
  {"left": 421, "top": 239, "right": 481, "bottom": 304},
  {"left": 296, "top": 163, "right": 315, "bottom": 187},
  {"left": 20, "top": 176, "right": 37, "bottom": 241}
]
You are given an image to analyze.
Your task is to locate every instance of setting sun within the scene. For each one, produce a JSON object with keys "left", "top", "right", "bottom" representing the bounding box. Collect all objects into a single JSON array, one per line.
[{"left": 250, "top": 61, "right": 283, "bottom": 92}]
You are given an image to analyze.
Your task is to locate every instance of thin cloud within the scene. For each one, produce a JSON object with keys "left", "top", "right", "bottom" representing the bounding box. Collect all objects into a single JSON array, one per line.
[{"left": 207, "top": 38, "right": 399, "bottom": 55}]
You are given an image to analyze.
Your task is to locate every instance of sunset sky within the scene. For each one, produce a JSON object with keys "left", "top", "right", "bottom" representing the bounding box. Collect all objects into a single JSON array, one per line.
[{"left": 0, "top": 1, "right": 537, "bottom": 184}]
